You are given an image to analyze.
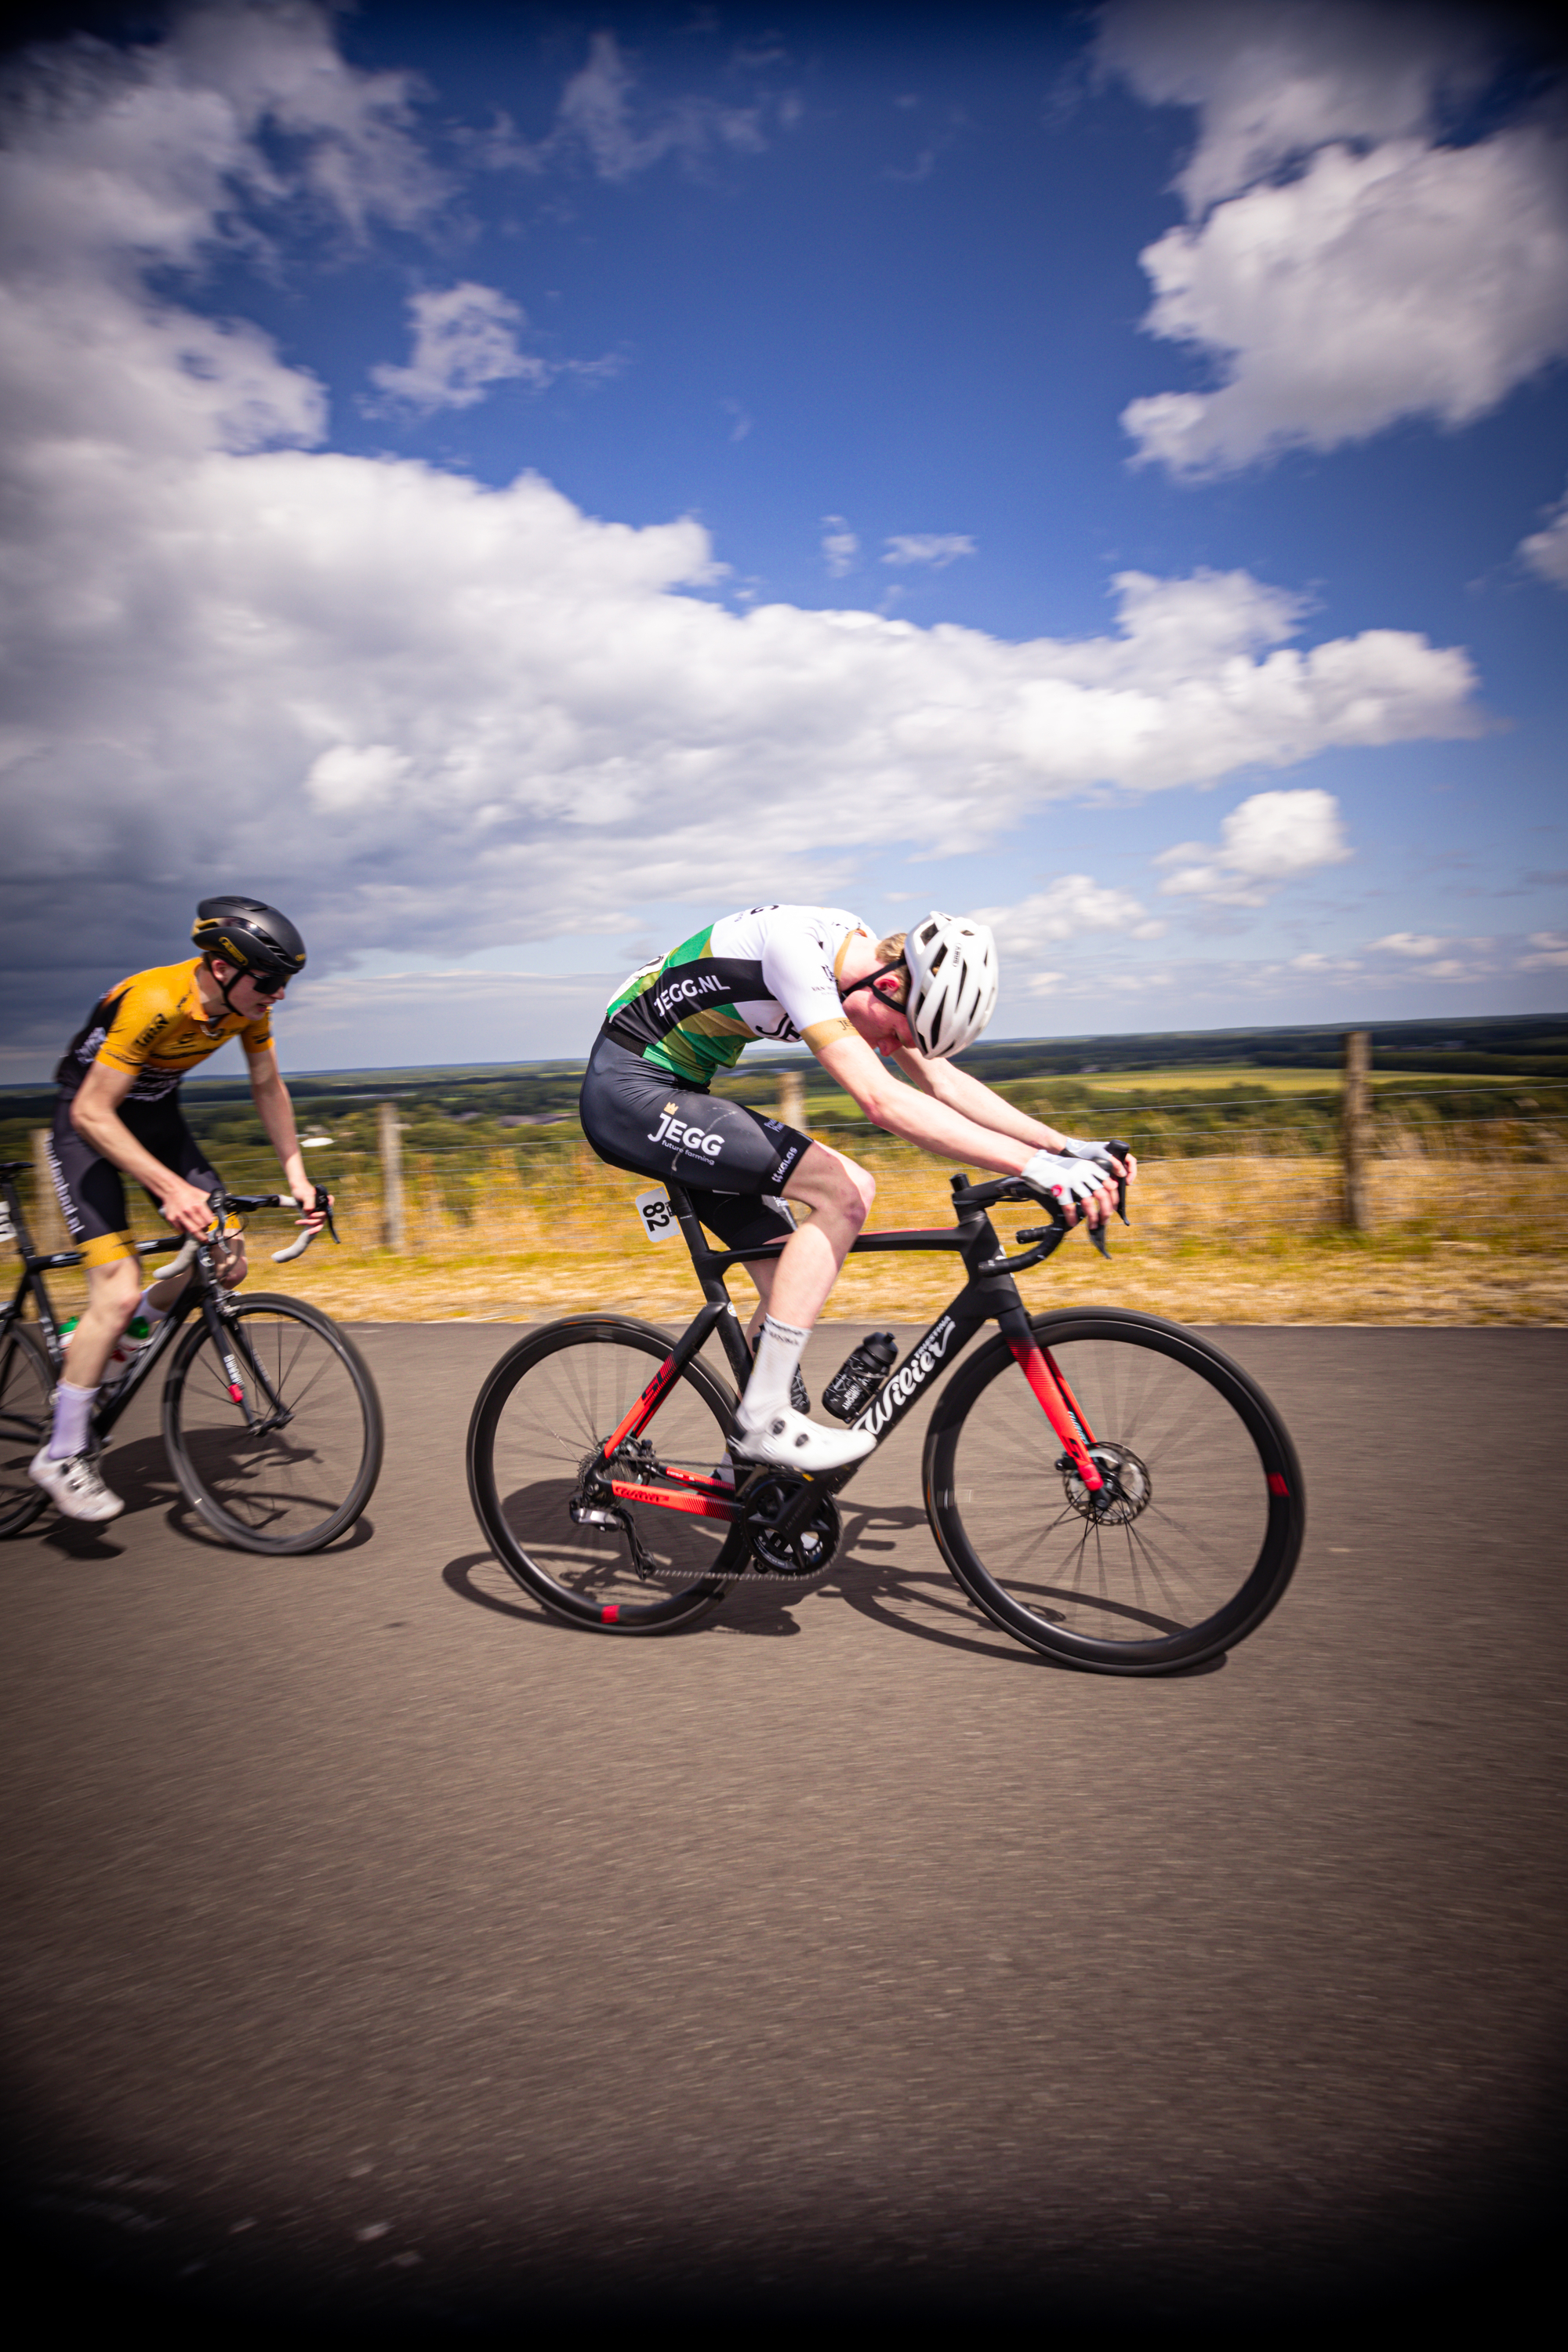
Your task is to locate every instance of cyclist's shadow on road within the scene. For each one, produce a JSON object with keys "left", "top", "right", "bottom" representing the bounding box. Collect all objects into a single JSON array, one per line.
[
  {"left": 33, "top": 1434, "right": 377, "bottom": 1562},
  {"left": 825, "top": 1500, "right": 1058, "bottom": 1664},
  {"left": 443, "top": 1498, "right": 1167, "bottom": 1663}
]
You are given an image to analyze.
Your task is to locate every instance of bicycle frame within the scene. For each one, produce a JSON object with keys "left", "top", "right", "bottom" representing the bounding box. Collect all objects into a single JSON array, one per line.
[
  {"left": 0, "top": 1163, "right": 294, "bottom": 1443},
  {"left": 588, "top": 1172, "right": 1110, "bottom": 1537}
]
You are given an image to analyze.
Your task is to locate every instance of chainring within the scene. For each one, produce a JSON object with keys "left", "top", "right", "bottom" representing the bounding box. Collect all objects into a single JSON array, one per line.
[{"left": 743, "top": 1476, "right": 843, "bottom": 1577}]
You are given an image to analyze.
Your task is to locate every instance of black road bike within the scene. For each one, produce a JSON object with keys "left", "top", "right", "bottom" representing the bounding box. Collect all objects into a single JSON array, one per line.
[
  {"left": 466, "top": 1166, "right": 1305, "bottom": 1674},
  {"left": 0, "top": 1162, "right": 383, "bottom": 1554}
]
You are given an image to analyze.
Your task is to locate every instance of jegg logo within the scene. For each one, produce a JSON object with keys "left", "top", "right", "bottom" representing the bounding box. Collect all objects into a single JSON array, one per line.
[
  {"left": 652, "top": 972, "right": 726, "bottom": 1020},
  {"left": 647, "top": 1109, "right": 724, "bottom": 1160}
]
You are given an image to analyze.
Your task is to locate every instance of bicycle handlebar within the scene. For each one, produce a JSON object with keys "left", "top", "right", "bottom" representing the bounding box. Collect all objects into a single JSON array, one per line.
[
  {"left": 184, "top": 1186, "right": 338, "bottom": 1263},
  {"left": 266, "top": 1185, "right": 339, "bottom": 1262},
  {"left": 960, "top": 1139, "right": 1132, "bottom": 1269}
]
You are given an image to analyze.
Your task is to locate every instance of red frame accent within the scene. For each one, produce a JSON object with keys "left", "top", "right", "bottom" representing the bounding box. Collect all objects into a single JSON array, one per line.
[
  {"left": 608, "top": 1479, "right": 740, "bottom": 1523},
  {"left": 602, "top": 1353, "right": 677, "bottom": 1455},
  {"left": 1007, "top": 1338, "right": 1105, "bottom": 1490}
]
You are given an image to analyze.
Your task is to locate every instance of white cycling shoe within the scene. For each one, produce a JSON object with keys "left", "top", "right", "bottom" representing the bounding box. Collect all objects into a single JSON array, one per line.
[
  {"left": 730, "top": 1403, "right": 876, "bottom": 1475},
  {"left": 27, "top": 1446, "right": 125, "bottom": 1523}
]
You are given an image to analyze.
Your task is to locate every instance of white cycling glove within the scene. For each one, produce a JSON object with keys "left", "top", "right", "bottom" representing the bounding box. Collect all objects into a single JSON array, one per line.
[
  {"left": 1022, "top": 1147, "right": 1112, "bottom": 1207},
  {"left": 1051, "top": 1135, "right": 1124, "bottom": 1172}
]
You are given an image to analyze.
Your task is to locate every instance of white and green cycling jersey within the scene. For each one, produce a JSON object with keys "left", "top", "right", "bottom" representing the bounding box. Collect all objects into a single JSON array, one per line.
[{"left": 602, "top": 906, "right": 872, "bottom": 1087}]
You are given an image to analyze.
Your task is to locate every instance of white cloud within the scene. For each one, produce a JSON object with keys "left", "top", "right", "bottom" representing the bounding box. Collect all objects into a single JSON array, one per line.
[
  {"left": 1103, "top": 2, "right": 1568, "bottom": 474},
  {"left": 367, "top": 284, "right": 550, "bottom": 416},
  {"left": 883, "top": 534, "right": 977, "bottom": 569},
  {"left": 979, "top": 877, "right": 1167, "bottom": 953},
  {"left": 1519, "top": 931, "right": 1568, "bottom": 970},
  {"left": 821, "top": 517, "right": 859, "bottom": 578},
  {"left": 1370, "top": 931, "right": 1450, "bottom": 956},
  {"left": 1156, "top": 788, "right": 1352, "bottom": 905},
  {"left": 0, "top": 3, "right": 1488, "bottom": 1050},
  {"left": 1098, "top": 1, "right": 1492, "bottom": 215},
  {"left": 1519, "top": 483, "right": 1568, "bottom": 586},
  {"left": 1366, "top": 931, "right": 1500, "bottom": 984},
  {"left": 487, "top": 30, "right": 777, "bottom": 183}
]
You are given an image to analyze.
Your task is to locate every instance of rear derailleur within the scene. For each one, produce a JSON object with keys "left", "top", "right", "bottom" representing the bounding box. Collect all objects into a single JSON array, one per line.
[{"left": 569, "top": 1442, "right": 661, "bottom": 1581}]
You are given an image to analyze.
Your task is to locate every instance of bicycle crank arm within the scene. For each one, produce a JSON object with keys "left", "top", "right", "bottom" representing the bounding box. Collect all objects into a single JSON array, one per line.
[{"left": 764, "top": 1470, "right": 846, "bottom": 1544}]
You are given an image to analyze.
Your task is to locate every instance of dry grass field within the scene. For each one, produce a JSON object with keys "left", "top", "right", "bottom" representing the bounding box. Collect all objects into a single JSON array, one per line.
[{"left": 24, "top": 1135, "right": 1559, "bottom": 1330}]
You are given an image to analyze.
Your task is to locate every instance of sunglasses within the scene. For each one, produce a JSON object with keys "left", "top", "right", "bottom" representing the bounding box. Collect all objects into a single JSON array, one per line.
[{"left": 246, "top": 968, "right": 290, "bottom": 996}]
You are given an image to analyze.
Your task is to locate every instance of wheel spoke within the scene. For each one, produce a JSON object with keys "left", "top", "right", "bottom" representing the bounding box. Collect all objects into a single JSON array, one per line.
[
  {"left": 931, "top": 1316, "right": 1301, "bottom": 1669},
  {"left": 167, "top": 1303, "right": 381, "bottom": 1555},
  {"left": 469, "top": 1324, "right": 737, "bottom": 1632}
]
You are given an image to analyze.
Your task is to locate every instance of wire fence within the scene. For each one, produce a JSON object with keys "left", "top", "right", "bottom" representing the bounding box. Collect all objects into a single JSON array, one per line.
[{"left": 16, "top": 1116, "right": 1555, "bottom": 1261}]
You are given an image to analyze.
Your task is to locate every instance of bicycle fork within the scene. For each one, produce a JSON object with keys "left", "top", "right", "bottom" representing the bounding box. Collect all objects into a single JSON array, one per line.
[
  {"left": 198, "top": 1284, "right": 288, "bottom": 1438},
  {"left": 1006, "top": 1335, "right": 1106, "bottom": 1492}
]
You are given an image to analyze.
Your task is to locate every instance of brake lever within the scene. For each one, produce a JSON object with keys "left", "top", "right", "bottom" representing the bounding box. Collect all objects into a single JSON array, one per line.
[
  {"left": 1105, "top": 1138, "right": 1131, "bottom": 1225},
  {"left": 315, "top": 1183, "right": 340, "bottom": 1245}
]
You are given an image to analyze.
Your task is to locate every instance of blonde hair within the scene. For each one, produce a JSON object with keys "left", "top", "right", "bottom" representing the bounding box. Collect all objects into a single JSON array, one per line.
[{"left": 873, "top": 931, "right": 911, "bottom": 1007}]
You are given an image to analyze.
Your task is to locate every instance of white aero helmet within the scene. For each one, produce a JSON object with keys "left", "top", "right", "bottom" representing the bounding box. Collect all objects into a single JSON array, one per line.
[{"left": 903, "top": 911, "right": 999, "bottom": 1058}]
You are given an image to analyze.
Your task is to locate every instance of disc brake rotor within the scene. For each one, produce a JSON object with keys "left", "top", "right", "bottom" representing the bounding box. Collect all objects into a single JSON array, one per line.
[{"left": 1058, "top": 1440, "right": 1152, "bottom": 1527}]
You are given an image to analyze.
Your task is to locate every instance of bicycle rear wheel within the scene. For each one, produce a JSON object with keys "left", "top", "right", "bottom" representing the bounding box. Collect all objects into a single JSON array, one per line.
[
  {"left": 466, "top": 1316, "right": 742, "bottom": 1633},
  {"left": 0, "top": 1323, "right": 53, "bottom": 1537},
  {"left": 162, "top": 1295, "right": 383, "bottom": 1555},
  {"left": 924, "top": 1308, "right": 1304, "bottom": 1674}
]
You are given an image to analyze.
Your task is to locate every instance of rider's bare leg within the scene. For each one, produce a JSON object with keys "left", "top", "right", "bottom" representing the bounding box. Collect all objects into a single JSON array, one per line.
[
  {"left": 742, "top": 1142, "right": 874, "bottom": 1343},
  {"left": 61, "top": 1255, "right": 143, "bottom": 1390},
  {"left": 731, "top": 1145, "right": 878, "bottom": 1468},
  {"left": 143, "top": 1233, "right": 246, "bottom": 1319}
]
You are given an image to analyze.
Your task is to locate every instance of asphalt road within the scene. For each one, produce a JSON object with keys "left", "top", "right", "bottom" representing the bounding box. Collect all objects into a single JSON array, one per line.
[{"left": 3, "top": 1322, "right": 1566, "bottom": 2328}]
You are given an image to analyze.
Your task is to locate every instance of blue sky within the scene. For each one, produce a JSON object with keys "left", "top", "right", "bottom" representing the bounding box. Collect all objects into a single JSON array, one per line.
[{"left": 2, "top": 0, "right": 1565, "bottom": 1077}]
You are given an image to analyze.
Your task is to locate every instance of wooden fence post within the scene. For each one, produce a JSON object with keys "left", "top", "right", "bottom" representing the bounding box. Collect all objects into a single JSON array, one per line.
[
  {"left": 31, "top": 1128, "right": 67, "bottom": 1250},
  {"left": 777, "top": 1069, "right": 807, "bottom": 1132},
  {"left": 1341, "top": 1030, "right": 1371, "bottom": 1232},
  {"left": 378, "top": 1102, "right": 405, "bottom": 1253}
]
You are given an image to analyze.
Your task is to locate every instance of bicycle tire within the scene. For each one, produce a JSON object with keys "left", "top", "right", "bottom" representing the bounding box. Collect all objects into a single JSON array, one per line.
[
  {"left": 0, "top": 1323, "right": 54, "bottom": 1537},
  {"left": 924, "top": 1307, "right": 1304, "bottom": 1674},
  {"left": 466, "top": 1316, "right": 743, "bottom": 1633},
  {"left": 162, "top": 1294, "right": 383, "bottom": 1555}
]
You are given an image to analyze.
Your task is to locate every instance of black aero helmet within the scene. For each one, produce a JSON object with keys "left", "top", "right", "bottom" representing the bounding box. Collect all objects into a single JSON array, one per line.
[{"left": 192, "top": 896, "right": 307, "bottom": 979}]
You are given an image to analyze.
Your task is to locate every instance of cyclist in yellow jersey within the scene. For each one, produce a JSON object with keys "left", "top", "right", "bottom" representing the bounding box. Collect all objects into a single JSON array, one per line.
[{"left": 30, "top": 897, "right": 328, "bottom": 1523}]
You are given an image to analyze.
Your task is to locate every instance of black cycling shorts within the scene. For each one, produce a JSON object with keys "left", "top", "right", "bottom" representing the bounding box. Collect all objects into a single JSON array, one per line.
[
  {"left": 579, "top": 1030, "right": 811, "bottom": 1254},
  {"left": 48, "top": 1094, "right": 222, "bottom": 1270}
]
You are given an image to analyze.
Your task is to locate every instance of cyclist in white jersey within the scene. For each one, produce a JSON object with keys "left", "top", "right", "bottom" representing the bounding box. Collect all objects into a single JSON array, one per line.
[{"left": 582, "top": 906, "right": 1135, "bottom": 1474}]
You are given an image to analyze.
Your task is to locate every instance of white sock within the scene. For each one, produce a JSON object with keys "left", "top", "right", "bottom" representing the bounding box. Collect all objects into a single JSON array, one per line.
[
  {"left": 742, "top": 1314, "right": 809, "bottom": 1418},
  {"left": 50, "top": 1379, "right": 99, "bottom": 1461},
  {"left": 136, "top": 1285, "right": 167, "bottom": 1329}
]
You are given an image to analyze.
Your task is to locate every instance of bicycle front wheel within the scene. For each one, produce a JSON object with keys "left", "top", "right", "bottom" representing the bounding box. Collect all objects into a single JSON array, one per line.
[
  {"left": 162, "top": 1295, "right": 383, "bottom": 1555},
  {"left": 466, "top": 1316, "right": 742, "bottom": 1633},
  {"left": 0, "top": 1323, "right": 53, "bottom": 1537},
  {"left": 924, "top": 1308, "right": 1304, "bottom": 1674}
]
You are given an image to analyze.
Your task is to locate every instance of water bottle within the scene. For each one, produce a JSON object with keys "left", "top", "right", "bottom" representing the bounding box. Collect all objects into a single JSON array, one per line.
[
  {"left": 822, "top": 1331, "right": 898, "bottom": 1422},
  {"left": 60, "top": 1313, "right": 151, "bottom": 1384}
]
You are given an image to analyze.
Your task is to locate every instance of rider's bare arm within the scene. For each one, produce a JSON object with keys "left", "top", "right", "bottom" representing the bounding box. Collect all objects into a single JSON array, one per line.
[
  {"left": 246, "top": 1047, "right": 326, "bottom": 1227},
  {"left": 813, "top": 1030, "right": 1044, "bottom": 1176},
  {"left": 70, "top": 1062, "right": 217, "bottom": 1237},
  {"left": 811, "top": 1029, "right": 1132, "bottom": 1227},
  {"left": 889, "top": 1047, "right": 1091, "bottom": 1156}
]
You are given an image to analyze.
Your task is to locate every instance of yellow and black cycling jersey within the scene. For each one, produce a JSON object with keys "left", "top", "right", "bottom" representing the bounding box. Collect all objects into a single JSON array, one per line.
[{"left": 55, "top": 958, "right": 273, "bottom": 1105}]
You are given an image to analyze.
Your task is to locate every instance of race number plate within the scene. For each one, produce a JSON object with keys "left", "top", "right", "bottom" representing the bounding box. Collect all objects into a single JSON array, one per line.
[{"left": 634, "top": 1188, "right": 679, "bottom": 1243}]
